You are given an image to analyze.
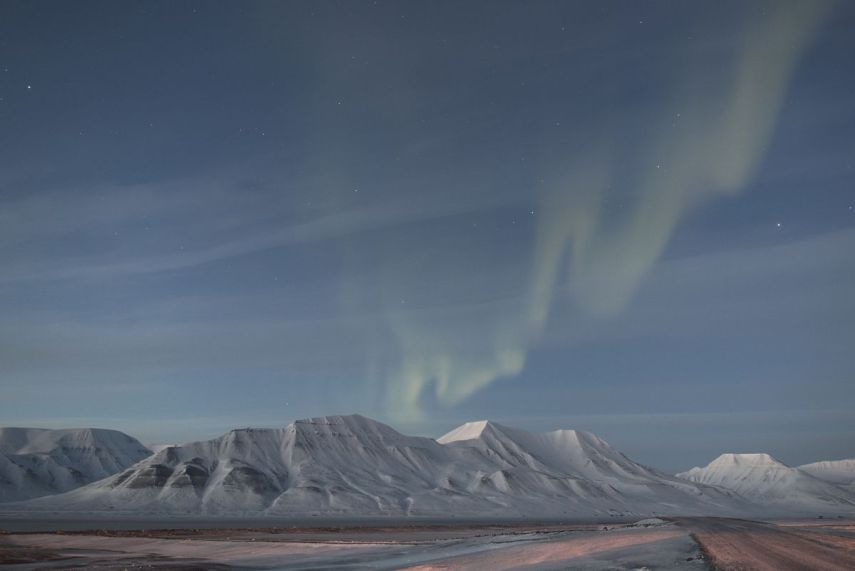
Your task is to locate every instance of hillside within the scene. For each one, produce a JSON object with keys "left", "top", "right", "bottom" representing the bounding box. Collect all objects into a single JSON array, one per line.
[{"left": 0, "top": 427, "right": 152, "bottom": 502}]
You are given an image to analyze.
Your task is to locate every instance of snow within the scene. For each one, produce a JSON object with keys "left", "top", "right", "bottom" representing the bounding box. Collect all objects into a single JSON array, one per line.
[
  {"left": 436, "top": 419, "right": 494, "bottom": 443},
  {"left": 147, "top": 444, "right": 177, "bottom": 455},
  {"left": 677, "top": 453, "right": 855, "bottom": 515},
  {"left": 0, "top": 427, "right": 152, "bottom": 503},
  {"left": 10, "top": 415, "right": 747, "bottom": 518},
  {"left": 5, "top": 416, "right": 854, "bottom": 519},
  {"left": 799, "top": 459, "right": 855, "bottom": 486}
]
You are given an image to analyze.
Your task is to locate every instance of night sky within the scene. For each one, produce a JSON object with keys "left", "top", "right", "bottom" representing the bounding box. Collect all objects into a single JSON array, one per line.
[{"left": 2, "top": 1, "right": 853, "bottom": 472}]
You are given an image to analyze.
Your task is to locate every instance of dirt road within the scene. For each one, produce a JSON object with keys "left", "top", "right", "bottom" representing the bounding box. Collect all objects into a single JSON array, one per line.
[{"left": 677, "top": 517, "right": 855, "bottom": 571}]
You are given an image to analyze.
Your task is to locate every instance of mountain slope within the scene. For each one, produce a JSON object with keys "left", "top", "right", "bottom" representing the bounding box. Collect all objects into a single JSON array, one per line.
[
  {"left": 18, "top": 415, "right": 750, "bottom": 518},
  {"left": 0, "top": 427, "right": 152, "bottom": 502},
  {"left": 438, "top": 421, "right": 745, "bottom": 517},
  {"left": 799, "top": 459, "right": 855, "bottom": 489},
  {"left": 18, "top": 415, "right": 481, "bottom": 515},
  {"left": 677, "top": 453, "right": 855, "bottom": 514}
]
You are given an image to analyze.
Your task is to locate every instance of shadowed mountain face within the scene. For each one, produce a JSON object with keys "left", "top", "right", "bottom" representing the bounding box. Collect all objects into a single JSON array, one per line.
[
  {"left": 0, "top": 427, "right": 152, "bottom": 502},
  {"left": 15, "top": 414, "right": 845, "bottom": 519}
]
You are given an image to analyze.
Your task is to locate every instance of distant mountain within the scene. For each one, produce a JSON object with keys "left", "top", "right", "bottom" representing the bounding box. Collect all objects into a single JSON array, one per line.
[
  {"left": 0, "top": 427, "right": 152, "bottom": 502},
  {"left": 799, "top": 459, "right": 855, "bottom": 490},
  {"left": 16, "top": 415, "right": 748, "bottom": 518},
  {"left": 677, "top": 453, "right": 855, "bottom": 514}
]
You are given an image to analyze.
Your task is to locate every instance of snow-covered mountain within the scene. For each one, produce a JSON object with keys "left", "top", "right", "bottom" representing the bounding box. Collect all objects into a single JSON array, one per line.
[
  {"left": 17, "top": 415, "right": 748, "bottom": 518},
  {"left": 677, "top": 453, "right": 855, "bottom": 514},
  {"left": 437, "top": 420, "right": 744, "bottom": 517},
  {"left": 11, "top": 417, "right": 855, "bottom": 518},
  {"left": 17, "top": 415, "right": 473, "bottom": 515},
  {"left": 0, "top": 427, "right": 152, "bottom": 502},
  {"left": 799, "top": 459, "right": 855, "bottom": 490}
]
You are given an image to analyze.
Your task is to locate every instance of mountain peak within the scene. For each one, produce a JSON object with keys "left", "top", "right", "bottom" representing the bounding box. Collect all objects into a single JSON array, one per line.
[
  {"left": 676, "top": 450, "right": 855, "bottom": 511},
  {"left": 290, "top": 414, "right": 399, "bottom": 434},
  {"left": 437, "top": 420, "right": 503, "bottom": 444},
  {"left": 0, "top": 427, "right": 149, "bottom": 456},
  {"left": 709, "top": 453, "right": 787, "bottom": 468},
  {"left": 293, "top": 413, "right": 372, "bottom": 425},
  {"left": 286, "top": 414, "right": 422, "bottom": 449}
]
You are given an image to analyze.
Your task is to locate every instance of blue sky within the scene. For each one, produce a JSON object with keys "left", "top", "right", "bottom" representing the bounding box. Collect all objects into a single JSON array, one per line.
[{"left": 1, "top": 1, "right": 853, "bottom": 472}]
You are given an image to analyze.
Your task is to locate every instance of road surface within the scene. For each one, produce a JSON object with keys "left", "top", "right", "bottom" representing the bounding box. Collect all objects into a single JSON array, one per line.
[{"left": 677, "top": 517, "right": 855, "bottom": 571}]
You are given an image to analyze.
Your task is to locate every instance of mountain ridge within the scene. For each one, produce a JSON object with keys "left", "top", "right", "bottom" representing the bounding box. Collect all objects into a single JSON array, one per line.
[
  {"left": 0, "top": 416, "right": 774, "bottom": 517},
  {"left": 5, "top": 416, "right": 854, "bottom": 518}
]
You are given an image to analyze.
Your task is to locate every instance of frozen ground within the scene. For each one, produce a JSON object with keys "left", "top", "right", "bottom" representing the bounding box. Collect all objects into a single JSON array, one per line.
[
  {"left": 5, "top": 517, "right": 855, "bottom": 569},
  {"left": 5, "top": 517, "right": 854, "bottom": 569},
  {"left": 0, "top": 519, "right": 706, "bottom": 570}
]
